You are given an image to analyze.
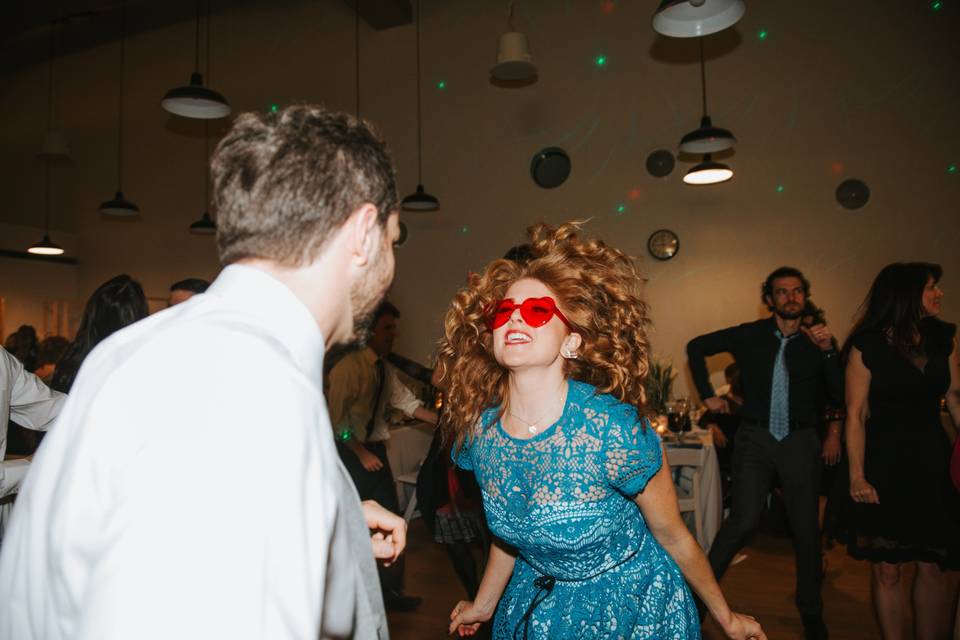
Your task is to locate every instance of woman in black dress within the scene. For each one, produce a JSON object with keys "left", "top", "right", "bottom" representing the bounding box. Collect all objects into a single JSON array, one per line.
[{"left": 844, "top": 262, "right": 960, "bottom": 639}]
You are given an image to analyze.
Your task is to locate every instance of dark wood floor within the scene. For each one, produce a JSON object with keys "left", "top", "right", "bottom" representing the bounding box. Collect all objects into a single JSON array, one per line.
[{"left": 387, "top": 519, "right": 893, "bottom": 639}]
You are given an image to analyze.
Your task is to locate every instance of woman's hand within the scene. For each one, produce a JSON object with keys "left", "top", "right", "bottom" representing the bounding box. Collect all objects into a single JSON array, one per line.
[
  {"left": 709, "top": 424, "right": 728, "bottom": 448},
  {"left": 448, "top": 600, "right": 492, "bottom": 636},
  {"left": 718, "top": 611, "right": 767, "bottom": 640},
  {"left": 850, "top": 477, "right": 879, "bottom": 504},
  {"left": 821, "top": 429, "right": 841, "bottom": 465}
]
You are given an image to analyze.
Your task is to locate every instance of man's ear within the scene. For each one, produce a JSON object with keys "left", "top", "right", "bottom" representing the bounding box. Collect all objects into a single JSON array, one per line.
[{"left": 346, "top": 203, "right": 381, "bottom": 267}]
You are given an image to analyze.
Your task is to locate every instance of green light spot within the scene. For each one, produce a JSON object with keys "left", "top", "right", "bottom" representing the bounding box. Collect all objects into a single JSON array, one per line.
[
  {"left": 616, "top": 204, "right": 626, "bottom": 213},
  {"left": 776, "top": 184, "right": 785, "bottom": 193},
  {"left": 932, "top": 0, "right": 943, "bottom": 10},
  {"left": 758, "top": 29, "right": 769, "bottom": 41},
  {"left": 338, "top": 429, "right": 352, "bottom": 442},
  {"left": 594, "top": 55, "right": 607, "bottom": 67},
  {"left": 270, "top": 104, "right": 279, "bottom": 113},
  {"left": 948, "top": 164, "right": 958, "bottom": 174},
  {"left": 461, "top": 226, "right": 469, "bottom": 234},
  {"left": 436, "top": 80, "right": 447, "bottom": 90}
]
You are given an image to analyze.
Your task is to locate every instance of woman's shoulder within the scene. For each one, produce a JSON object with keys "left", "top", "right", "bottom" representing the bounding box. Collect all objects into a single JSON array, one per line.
[
  {"left": 572, "top": 380, "right": 645, "bottom": 428},
  {"left": 922, "top": 317, "right": 957, "bottom": 355}
]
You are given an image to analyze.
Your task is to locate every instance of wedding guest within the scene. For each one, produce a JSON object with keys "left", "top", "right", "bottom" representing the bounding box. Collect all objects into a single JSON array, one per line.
[
  {"left": 687, "top": 267, "right": 841, "bottom": 639},
  {"left": 444, "top": 222, "right": 763, "bottom": 639},
  {"left": 168, "top": 277, "right": 211, "bottom": 307},
  {"left": 0, "top": 105, "right": 405, "bottom": 640},
  {"left": 842, "top": 262, "right": 960, "bottom": 639}
]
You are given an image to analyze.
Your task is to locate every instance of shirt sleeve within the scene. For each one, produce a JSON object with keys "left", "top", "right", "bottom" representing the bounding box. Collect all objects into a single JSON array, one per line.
[
  {"left": 686, "top": 324, "right": 744, "bottom": 400},
  {"left": 386, "top": 364, "right": 423, "bottom": 418},
  {"left": 326, "top": 356, "right": 364, "bottom": 439},
  {"left": 604, "top": 407, "right": 663, "bottom": 496},
  {"left": 4, "top": 349, "right": 65, "bottom": 431}
]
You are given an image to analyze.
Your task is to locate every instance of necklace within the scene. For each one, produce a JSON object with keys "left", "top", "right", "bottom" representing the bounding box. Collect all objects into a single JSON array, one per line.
[{"left": 507, "top": 386, "right": 565, "bottom": 435}]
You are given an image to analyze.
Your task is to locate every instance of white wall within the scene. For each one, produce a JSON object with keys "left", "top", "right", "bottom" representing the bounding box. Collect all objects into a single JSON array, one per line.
[{"left": 0, "top": 0, "right": 957, "bottom": 396}]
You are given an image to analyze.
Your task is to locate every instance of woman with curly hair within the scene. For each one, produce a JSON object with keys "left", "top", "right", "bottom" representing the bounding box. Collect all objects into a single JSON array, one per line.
[{"left": 441, "top": 223, "right": 764, "bottom": 639}]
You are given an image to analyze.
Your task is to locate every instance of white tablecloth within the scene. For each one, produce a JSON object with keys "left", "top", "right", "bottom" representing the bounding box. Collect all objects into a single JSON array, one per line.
[
  {"left": 386, "top": 423, "right": 434, "bottom": 510},
  {"left": 665, "top": 430, "right": 722, "bottom": 552}
]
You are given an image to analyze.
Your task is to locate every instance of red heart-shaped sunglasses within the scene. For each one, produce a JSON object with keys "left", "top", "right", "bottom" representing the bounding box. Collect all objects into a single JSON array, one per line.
[{"left": 487, "top": 297, "right": 574, "bottom": 330}]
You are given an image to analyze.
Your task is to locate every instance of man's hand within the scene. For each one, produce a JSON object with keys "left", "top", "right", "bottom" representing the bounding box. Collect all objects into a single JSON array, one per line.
[
  {"left": 801, "top": 323, "right": 835, "bottom": 352},
  {"left": 358, "top": 447, "right": 384, "bottom": 472},
  {"left": 708, "top": 424, "right": 729, "bottom": 448},
  {"left": 361, "top": 500, "right": 407, "bottom": 565},
  {"left": 821, "top": 423, "right": 842, "bottom": 465},
  {"left": 704, "top": 397, "right": 729, "bottom": 414}
]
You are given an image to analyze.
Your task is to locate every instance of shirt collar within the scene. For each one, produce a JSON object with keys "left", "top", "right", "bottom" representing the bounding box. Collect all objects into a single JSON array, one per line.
[{"left": 207, "top": 264, "right": 326, "bottom": 386}]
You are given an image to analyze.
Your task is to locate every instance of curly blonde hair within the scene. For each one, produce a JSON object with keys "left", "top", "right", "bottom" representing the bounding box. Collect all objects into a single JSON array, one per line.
[{"left": 436, "top": 221, "right": 651, "bottom": 451}]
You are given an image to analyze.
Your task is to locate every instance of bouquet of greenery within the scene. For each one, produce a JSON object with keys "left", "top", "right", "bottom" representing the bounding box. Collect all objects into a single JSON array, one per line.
[{"left": 644, "top": 359, "right": 675, "bottom": 415}]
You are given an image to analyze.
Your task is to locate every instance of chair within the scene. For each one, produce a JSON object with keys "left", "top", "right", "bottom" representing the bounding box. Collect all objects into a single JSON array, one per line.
[
  {"left": 666, "top": 446, "right": 705, "bottom": 545},
  {"left": 396, "top": 469, "right": 421, "bottom": 524}
]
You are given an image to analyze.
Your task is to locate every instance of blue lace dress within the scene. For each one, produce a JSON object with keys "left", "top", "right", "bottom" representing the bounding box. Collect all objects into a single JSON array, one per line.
[{"left": 455, "top": 380, "right": 699, "bottom": 639}]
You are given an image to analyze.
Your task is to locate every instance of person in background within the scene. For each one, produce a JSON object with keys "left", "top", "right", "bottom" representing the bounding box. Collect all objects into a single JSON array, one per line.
[
  {"left": 686, "top": 267, "right": 841, "bottom": 640},
  {"left": 327, "top": 300, "right": 438, "bottom": 612},
  {"left": 5, "top": 335, "right": 70, "bottom": 456},
  {"left": 0, "top": 105, "right": 406, "bottom": 640},
  {"left": 842, "top": 262, "right": 960, "bottom": 639},
  {"left": 168, "top": 278, "right": 211, "bottom": 307},
  {"left": 4, "top": 325, "right": 39, "bottom": 373},
  {"left": 51, "top": 274, "right": 149, "bottom": 394},
  {"left": 700, "top": 363, "right": 743, "bottom": 504}
]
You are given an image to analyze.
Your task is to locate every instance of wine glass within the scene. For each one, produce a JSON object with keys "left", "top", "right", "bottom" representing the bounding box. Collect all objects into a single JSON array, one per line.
[
  {"left": 677, "top": 397, "right": 693, "bottom": 439},
  {"left": 665, "top": 401, "right": 683, "bottom": 442}
]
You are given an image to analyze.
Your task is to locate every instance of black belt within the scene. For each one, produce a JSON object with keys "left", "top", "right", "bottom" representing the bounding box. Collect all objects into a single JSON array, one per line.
[{"left": 741, "top": 417, "right": 816, "bottom": 431}]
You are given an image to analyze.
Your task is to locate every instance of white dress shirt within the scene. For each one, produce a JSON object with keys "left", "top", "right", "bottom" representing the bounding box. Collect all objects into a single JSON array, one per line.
[
  {"left": 0, "top": 348, "right": 65, "bottom": 497},
  {"left": 0, "top": 265, "right": 363, "bottom": 640}
]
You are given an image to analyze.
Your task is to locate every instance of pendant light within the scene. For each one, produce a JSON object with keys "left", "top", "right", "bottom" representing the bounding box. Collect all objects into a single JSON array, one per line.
[
  {"left": 38, "top": 21, "right": 70, "bottom": 163},
  {"left": 189, "top": 121, "right": 217, "bottom": 235},
  {"left": 99, "top": 1, "right": 140, "bottom": 217},
  {"left": 683, "top": 154, "right": 733, "bottom": 184},
  {"left": 652, "top": 0, "right": 745, "bottom": 38},
  {"left": 490, "top": 2, "right": 537, "bottom": 82},
  {"left": 401, "top": 0, "right": 439, "bottom": 211},
  {"left": 28, "top": 165, "right": 65, "bottom": 256},
  {"left": 161, "top": 0, "right": 230, "bottom": 119},
  {"left": 679, "top": 38, "right": 735, "bottom": 154}
]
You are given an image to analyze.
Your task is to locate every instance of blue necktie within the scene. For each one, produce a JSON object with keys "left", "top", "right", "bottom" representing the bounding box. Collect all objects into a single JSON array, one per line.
[{"left": 769, "top": 331, "right": 795, "bottom": 441}]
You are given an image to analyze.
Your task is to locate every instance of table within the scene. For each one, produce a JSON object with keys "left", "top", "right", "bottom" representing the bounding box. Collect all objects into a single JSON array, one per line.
[
  {"left": 664, "top": 429, "right": 723, "bottom": 552},
  {"left": 386, "top": 422, "right": 435, "bottom": 511}
]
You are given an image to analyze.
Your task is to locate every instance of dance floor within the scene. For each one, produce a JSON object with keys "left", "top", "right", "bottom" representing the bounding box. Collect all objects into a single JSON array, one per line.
[{"left": 388, "top": 519, "right": 885, "bottom": 639}]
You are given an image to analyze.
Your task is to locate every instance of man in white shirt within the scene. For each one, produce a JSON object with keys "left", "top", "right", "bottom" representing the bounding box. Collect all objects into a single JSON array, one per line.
[
  {"left": 0, "top": 106, "right": 404, "bottom": 640},
  {"left": 327, "top": 302, "right": 437, "bottom": 611}
]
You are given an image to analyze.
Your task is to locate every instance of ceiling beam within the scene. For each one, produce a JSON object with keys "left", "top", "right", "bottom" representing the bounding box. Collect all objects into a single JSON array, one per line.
[{"left": 342, "top": 0, "right": 411, "bottom": 30}]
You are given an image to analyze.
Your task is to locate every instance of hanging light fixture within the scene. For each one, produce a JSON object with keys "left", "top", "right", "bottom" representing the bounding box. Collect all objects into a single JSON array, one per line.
[
  {"left": 100, "top": 1, "right": 140, "bottom": 217},
  {"left": 401, "top": 0, "right": 439, "bottom": 211},
  {"left": 679, "top": 38, "right": 735, "bottom": 154},
  {"left": 190, "top": 121, "right": 217, "bottom": 235},
  {"left": 683, "top": 153, "right": 733, "bottom": 184},
  {"left": 38, "top": 21, "right": 71, "bottom": 163},
  {"left": 490, "top": 2, "right": 537, "bottom": 83},
  {"left": 161, "top": 0, "right": 230, "bottom": 119},
  {"left": 652, "top": 0, "right": 745, "bottom": 38},
  {"left": 28, "top": 165, "right": 65, "bottom": 256}
]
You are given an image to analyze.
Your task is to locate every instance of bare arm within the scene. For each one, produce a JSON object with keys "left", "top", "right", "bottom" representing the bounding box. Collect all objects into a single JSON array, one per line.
[
  {"left": 635, "top": 446, "right": 764, "bottom": 639},
  {"left": 945, "top": 337, "right": 960, "bottom": 430},
  {"left": 844, "top": 347, "right": 879, "bottom": 503},
  {"left": 413, "top": 406, "right": 439, "bottom": 425},
  {"left": 448, "top": 539, "right": 517, "bottom": 636}
]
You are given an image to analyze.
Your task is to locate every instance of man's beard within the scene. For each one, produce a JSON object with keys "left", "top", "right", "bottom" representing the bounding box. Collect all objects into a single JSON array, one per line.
[
  {"left": 774, "top": 304, "right": 803, "bottom": 320},
  {"left": 345, "top": 251, "right": 391, "bottom": 347}
]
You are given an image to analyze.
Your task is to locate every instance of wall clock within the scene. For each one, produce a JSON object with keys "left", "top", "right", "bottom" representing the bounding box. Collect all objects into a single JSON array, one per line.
[{"left": 647, "top": 229, "right": 679, "bottom": 261}]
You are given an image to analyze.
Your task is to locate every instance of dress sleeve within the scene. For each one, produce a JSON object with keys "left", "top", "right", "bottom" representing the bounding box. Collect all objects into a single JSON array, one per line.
[
  {"left": 604, "top": 406, "right": 663, "bottom": 496},
  {"left": 451, "top": 437, "right": 473, "bottom": 471},
  {"left": 849, "top": 331, "right": 876, "bottom": 371}
]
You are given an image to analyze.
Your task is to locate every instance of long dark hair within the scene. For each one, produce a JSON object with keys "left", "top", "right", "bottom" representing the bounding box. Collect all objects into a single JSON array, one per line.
[
  {"left": 52, "top": 274, "right": 149, "bottom": 393},
  {"left": 844, "top": 262, "right": 943, "bottom": 358}
]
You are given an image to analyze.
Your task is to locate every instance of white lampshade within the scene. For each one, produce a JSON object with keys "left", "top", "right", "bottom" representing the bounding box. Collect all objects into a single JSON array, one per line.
[
  {"left": 683, "top": 154, "right": 733, "bottom": 185},
  {"left": 38, "top": 130, "right": 71, "bottom": 162},
  {"left": 27, "top": 234, "right": 65, "bottom": 256},
  {"left": 491, "top": 32, "right": 537, "bottom": 81},
  {"left": 653, "top": 0, "right": 746, "bottom": 38},
  {"left": 679, "top": 115, "right": 737, "bottom": 153},
  {"left": 98, "top": 191, "right": 141, "bottom": 218},
  {"left": 162, "top": 72, "right": 231, "bottom": 119}
]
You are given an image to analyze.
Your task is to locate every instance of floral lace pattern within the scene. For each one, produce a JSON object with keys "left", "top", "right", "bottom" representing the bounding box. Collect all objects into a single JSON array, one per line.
[{"left": 455, "top": 380, "right": 699, "bottom": 639}]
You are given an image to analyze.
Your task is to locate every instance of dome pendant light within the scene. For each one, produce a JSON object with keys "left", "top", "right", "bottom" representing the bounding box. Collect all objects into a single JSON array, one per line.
[
  {"left": 401, "top": 0, "right": 439, "bottom": 212},
  {"left": 683, "top": 153, "right": 733, "bottom": 185},
  {"left": 190, "top": 121, "right": 217, "bottom": 235},
  {"left": 679, "top": 38, "right": 735, "bottom": 154},
  {"left": 38, "top": 21, "right": 71, "bottom": 163},
  {"left": 161, "top": 0, "right": 230, "bottom": 119},
  {"left": 28, "top": 165, "right": 65, "bottom": 256},
  {"left": 100, "top": 1, "right": 140, "bottom": 218},
  {"left": 652, "top": 0, "right": 745, "bottom": 38}
]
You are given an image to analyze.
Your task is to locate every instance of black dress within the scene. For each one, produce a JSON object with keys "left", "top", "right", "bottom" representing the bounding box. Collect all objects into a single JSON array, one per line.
[{"left": 841, "top": 317, "right": 960, "bottom": 568}]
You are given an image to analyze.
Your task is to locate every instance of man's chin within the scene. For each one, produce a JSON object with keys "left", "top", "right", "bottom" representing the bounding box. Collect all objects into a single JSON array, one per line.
[{"left": 776, "top": 309, "right": 802, "bottom": 320}]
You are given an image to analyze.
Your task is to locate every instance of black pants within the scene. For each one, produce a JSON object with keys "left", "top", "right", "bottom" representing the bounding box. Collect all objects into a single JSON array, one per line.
[
  {"left": 338, "top": 440, "right": 404, "bottom": 593},
  {"left": 707, "top": 425, "right": 823, "bottom": 617}
]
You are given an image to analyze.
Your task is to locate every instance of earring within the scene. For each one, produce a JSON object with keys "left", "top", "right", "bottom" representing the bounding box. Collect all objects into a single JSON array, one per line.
[{"left": 563, "top": 350, "right": 577, "bottom": 359}]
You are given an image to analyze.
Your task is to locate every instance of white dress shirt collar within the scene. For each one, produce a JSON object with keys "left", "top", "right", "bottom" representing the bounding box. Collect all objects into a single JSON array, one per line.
[{"left": 207, "top": 264, "right": 327, "bottom": 387}]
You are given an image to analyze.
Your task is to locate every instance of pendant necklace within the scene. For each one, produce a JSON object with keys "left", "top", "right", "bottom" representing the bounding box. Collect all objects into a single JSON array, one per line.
[{"left": 508, "top": 384, "right": 565, "bottom": 435}]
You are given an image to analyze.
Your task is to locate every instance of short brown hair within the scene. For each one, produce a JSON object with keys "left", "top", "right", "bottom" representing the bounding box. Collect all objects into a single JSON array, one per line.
[{"left": 211, "top": 105, "right": 398, "bottom": 266}]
